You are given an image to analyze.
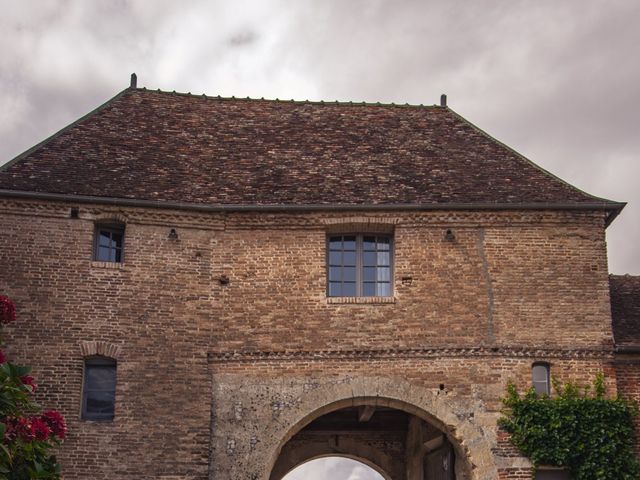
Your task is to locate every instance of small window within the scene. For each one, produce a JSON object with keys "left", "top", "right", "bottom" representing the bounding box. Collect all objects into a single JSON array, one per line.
[
  {"left": 82, "top": 356, "right": 117, "bottom": 421},
  {"left": 327, "top": 234, "right": 392, "bottom": 297},
  {"left": 94, "top": 223, "right": 124, "bottom": 262},
  {"left": 535, "top": 468, "right": 571, "bottom": 479},
  {"left": 532, "top": 362, "right": 551, "bottom": 396}
]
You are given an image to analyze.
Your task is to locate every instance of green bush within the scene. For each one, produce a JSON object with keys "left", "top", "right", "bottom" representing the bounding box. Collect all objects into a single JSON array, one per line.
[{"left": 499, "top": 373, "right": 640, "bottom": 480}]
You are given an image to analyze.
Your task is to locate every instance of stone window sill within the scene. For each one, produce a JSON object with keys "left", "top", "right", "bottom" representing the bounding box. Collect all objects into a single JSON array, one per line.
[
  {"left": 91, "top": 261, "right": 125, "bottom": 270},
  {"left": 326, "top": 296, "right": 396, "bottom": 305}
]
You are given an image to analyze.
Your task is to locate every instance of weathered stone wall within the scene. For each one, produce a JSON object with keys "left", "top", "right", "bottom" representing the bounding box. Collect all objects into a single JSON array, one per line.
[{"left": 0, "top": 198, "right": 618, "bottom": 479}]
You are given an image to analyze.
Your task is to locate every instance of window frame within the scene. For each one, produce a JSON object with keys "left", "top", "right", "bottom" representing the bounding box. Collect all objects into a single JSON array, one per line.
[
  {"left": 93, "top": 223, "right": 125, "bottom": 263},
  {"left": 325, "top": 233, "right": 394, "bottom": 298},
  {"left": 532, "top": 362, "right": 551, "bottom": 396},
  {"left": 81, "top": 356, "right": 117, "bottom": 421}
]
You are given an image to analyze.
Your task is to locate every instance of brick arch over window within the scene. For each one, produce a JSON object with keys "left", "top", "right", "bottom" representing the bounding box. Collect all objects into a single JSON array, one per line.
[
  {"left": 90, "top": 212, "right": 129, "bottom": 224},
  {"left": 261, "top": 376, "right": 500, "bottom": 480},
  {"left": 79, "top": 340, "right": 122, "bottom": 359}
]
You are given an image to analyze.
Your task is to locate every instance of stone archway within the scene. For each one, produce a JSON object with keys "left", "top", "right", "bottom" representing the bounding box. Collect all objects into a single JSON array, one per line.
[
  {"left": 208, "top": 373, "right": 500, "bottom": 479},
  {"left": 270, "top": 401, "right": 457, "bottom": 480},
  {"left": 258, "top": 376, "right": 500, "bottom": 480}
]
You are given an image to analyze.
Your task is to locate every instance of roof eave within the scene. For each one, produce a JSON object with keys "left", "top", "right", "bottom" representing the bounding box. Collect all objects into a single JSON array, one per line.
[{"left": 0, "top": 189, "right": 626, "bottom": 223}]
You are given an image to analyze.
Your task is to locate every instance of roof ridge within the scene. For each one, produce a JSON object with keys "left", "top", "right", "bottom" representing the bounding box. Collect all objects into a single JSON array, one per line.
[{"left": 134, "top": 85, "right": 442, "bottom": 110}]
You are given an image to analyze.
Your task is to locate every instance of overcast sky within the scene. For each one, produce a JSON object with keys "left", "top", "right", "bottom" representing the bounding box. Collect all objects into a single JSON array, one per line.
[{"left": 1, "top": 2, "right": 638, "bottom": 478}]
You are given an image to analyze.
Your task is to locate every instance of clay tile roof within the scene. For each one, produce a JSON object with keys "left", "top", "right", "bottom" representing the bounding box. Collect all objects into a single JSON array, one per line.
[
  {"left": 0, "top": 87, "right": 623, "bottom": 218},
  {"left": 610, "top": 275, "right": 640, "bottom": 347}
]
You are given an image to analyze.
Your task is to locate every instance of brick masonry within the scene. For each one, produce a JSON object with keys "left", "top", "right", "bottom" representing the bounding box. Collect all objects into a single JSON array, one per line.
[{"left": 0, "top": 197, "right": 635, "bottom": 479}]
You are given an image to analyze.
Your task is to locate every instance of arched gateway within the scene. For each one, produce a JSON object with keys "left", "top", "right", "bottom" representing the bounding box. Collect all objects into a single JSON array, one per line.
[
  {"left": 209, "top": 373, "right": 500, "bottom": 480},
  {"left": 270, "top": 399, "right": 463, "bottom": 480}
]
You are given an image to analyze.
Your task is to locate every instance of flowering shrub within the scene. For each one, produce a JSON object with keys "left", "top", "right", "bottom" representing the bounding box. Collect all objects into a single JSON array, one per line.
[
  {"left": 0, "top": 295, "right": 66, "bottom": 479},
  {"left": 0, "top": 297, "right": 15, "bottom": 325}
]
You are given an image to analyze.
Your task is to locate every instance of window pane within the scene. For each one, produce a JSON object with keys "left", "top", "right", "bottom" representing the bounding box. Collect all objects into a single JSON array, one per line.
[
  {"left": 329, "top": 236, "right": 342, "bottom": 250},
  {"left": 363, "top": 283, "right": 376, "bottom": 296},
  {"left": 377, "top": 237, "right": 390, "bottom": 250},
  {"left": 114, "top": 248, "right": 122, "bottom": 263},
  {"left": 343, "top": 236, "right": 356, "bottom": 250},
  {"left": 86, "top": 390, "right": 115, "bottom": 415},
  {"left": 87, "top": 366, "right": 117, "bottom": 391},
  {"left": 343, "top": 251, "right": 357, "bottom": 266},
  {"left": 329, "top": 267, "right": 342, "bottom": 281},
  {"left": 363, "top": 251, "right": 377, "bottom": 266},
  {"left": 363, "top": 236, "right": 376, "bottom": 250},
  {"left": 377, "top": 251, "right": 390, "bottom": 266},
  {"left": 98, "top": 231, "right": 112, "bottom": 247},
  {"left": 377, "top": 267, "right": 390, "bottom": 281},
  {"left": 342, "top": 282, "right": 356, "bottom": 297},
  {"left": 377, "top": 283, "right": 391, "bottom": 297},
  {"left": 363, "top": 267, "right": 376, "bottom": 282},
  {"left": 532, "top": 365, "right": 548, "bottom": 382},
  {"left": 97, "top": 246, "right": 111, "bottom": 262},
  {"left": 343, "top": 266, "right": 356, "bottom": 282},
  {"left": 329, "top": 251, "right": 342, "bottom": 265},
  {"left": 329, "top": 282, "right": 342, "bottom": 297}
]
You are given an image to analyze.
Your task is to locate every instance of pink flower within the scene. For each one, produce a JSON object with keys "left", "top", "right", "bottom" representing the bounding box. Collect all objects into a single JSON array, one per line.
[
  {"left": 41, "top": 410, "right": 67, "bottom": 440},
  {"left": 20, "top": 375, "right": 36, "bottom": 392},
  {"left": 0, "top": 296, "right": 16, "bottom": 325},
  {"left": 0, "top": 350, "right": 6, "bottom": 364}
]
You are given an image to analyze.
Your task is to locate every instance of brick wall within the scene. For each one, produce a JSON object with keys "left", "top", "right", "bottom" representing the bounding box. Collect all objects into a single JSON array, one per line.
[{"left": 0, "top": 198, "right": 619, "bottom": 479}]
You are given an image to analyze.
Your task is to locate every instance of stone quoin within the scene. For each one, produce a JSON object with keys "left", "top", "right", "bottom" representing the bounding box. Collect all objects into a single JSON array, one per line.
[{"left": 0, "top": 77, "right": 638, "bottom": 479}]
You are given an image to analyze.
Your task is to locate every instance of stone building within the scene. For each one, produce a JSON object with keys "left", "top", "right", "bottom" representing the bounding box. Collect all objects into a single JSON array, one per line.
[{"left": 0, "top": 78, "right": 638, "bottom": 480}]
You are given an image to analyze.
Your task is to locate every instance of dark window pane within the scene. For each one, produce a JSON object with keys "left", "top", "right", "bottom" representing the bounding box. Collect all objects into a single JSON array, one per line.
[
  {"left": 86, "top": 391, "right": 115, "bottom": 415},
  {"left": 329, "top": 282, "right": 342, "bottom": 297},
  {"left": 377, "top": 283, "right": 391, "bottom": 297},
  {"left": 363, "top": 236, "right": 376, "bottom": 250},
  {"left": 363, "top": 283, "right": 376, "bottom": 296},
  {"left": 86, "top": 366, "right": 116, "bottom": 391},
  {"left": 343, "top": 236, "right": 356, "bottom": 250},
  {"left": 343, "top": 251, "right": 357, "bottom": 266},
  {"left": 329, "top": 236, "right": 343, "bottom": 250},
  {"left": 83, "top": 360, "right": 116, "bottom": 420},
  {"left": 377, "top": 237, "right": 390, "bottom": 250},
  {"left": 329, "top": 267, "right": 342, "bottom": 281},
  {"left": 377, "top": 267, "right": 390, "bottom": 282},
  {"left": 97, "top": 246, "right": 111, "bottom": 262},
  {"left": 363, "top": 251, "right": 377, "bottom": 266},
  {"left": 342, "top": 282, "right": 356, "bottom": 297},
  {"left": 363, "top": 267, "right": 376, "bottom": 282},
  {"left": 535, "top": 471, "right": 571, "bottom": 480},
  {"left": 343, "top": 266, "right": 356, "bottom": 282},
  {"left": 329, "top": 251, "right": 342, "bottom": 265},
  {"left": 111, "top": 232, "right": 123, "bottom": 248},
  {"left": 377, "top": 251, "right": 390, "bottom": 266},
  {"left": 114, "top": 248, "right": 122, "bottom": 263}
]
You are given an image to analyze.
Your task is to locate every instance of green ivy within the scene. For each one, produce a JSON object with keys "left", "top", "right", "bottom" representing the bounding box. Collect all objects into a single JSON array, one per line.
[{"left": 499, "top": 373, "right": 640, "bottom": 480}]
